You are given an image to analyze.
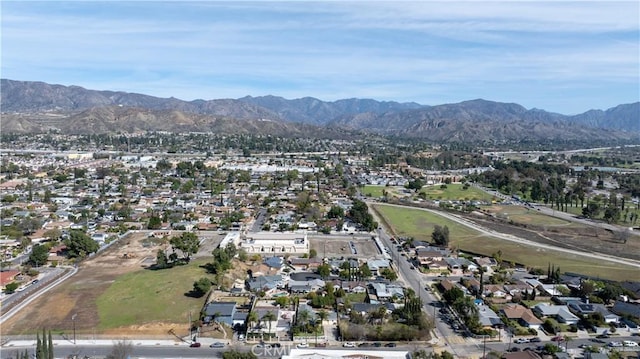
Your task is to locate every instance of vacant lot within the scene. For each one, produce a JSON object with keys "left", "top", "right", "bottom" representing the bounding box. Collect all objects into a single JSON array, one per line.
[
  {"left": 2, "top": 233, "right": 218, "bottom": 338},
  {"left": 373, "top": 204, "right": 640, "bottom": 281},
  {"left": 309, "top": 235, "right": 380, "bottom": 258}
]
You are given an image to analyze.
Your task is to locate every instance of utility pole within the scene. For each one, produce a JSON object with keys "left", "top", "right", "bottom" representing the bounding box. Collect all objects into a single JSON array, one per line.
[{"left": 72, "top": 313, "right": 77, "bottom": 345}]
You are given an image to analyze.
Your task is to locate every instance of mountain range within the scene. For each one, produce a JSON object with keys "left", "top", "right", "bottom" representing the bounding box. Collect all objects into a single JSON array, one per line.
[{"left": 1, "top": 79, "right": 638, "bottom": 142}]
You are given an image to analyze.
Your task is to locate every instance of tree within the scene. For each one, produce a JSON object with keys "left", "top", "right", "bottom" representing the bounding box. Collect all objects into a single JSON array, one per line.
[
  {"left": 246, "top": 311, "right": 258, "bottom": 332},
  {"left": 317, "top": 263, "right": 331, "bottom": 279},
  {"left": 155, "top": 249, "right": 169, "bottom": 269},
  {"left": 309, "top": 248, "right": 318, "bottom": 258},
  {"left": 64, "top": 230, "right": 99, "bottom": 258},
  {"left": 170, "top": 232, "right": 200, "bottom": 262},
  {"left": 327, "top": 205, "right": 345, "bottom": 219},
  {"left": 432, "top": 225, "right": 450, "bottom": 247},
  {"left": 106, "top": 339, "right": 133, "bottom": 359},
  {"left": 261, "top": 311, "right": 277, "bottom": 335},
  {"left": 192, "top": 277, "right": 212, "bottom": 297},
  {"left": 443, "top": 287, "right": 464, "bottom": 305},
  {"left": 147, "top": 215, "right": 162, "bottom": 229},
  {"left": 359, "top": 263, "right": 372, "bottom": 279},
  {"left": 380, "top": 267, "right": 397, "bottom": 281},
  {"left": 4, "top": 282, "right": 19, "bottom": 294},
  {"left": 29, "top": 244, "right": 49, "bottom": 267}
]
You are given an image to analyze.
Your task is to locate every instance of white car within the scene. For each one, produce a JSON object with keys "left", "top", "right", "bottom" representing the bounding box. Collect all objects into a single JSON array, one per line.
[
  {"left": 297, "top": 343, "right": 309, "bottom": 348},
  {"left": 608, "top": 342, "right": 623, "bottom": 347},
  {"left": 343, "top": 342, "right": 356, "bottom": 348},
  {"left": 623, "top": 341, "right": 638, "bottom": 347},
  {"left": 515, "top": 338, "right": 530, "bottom": 344}
]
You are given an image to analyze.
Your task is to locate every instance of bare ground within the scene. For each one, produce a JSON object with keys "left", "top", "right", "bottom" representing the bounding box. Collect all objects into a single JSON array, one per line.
[{"left": 2, "top": 233, "right": 185, "bottom": 338}]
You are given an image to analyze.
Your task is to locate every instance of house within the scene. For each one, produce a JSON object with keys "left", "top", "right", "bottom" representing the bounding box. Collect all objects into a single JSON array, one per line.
[
  {"left": 502, "top": 350, "right": 542, "bottom": 359},
  {"left": 248, "top": 275, "right": 284, "bottom": 292},
  {"left": 264, "top": 256, "right": 284, "bottom": 269},
  {"left": 532, "top": 303, "right": 579, "bottom": 325},
  {"left": 203, "top": 301, "right": 237, "bottom": 326},
  {"left": 445, "top": 257, "right": 477, "bottom": 275},
  {"left": 0, "top": 270, "right": 21, "bottom": 290},
  {"left": 289, "top": 257, "right": 322, "bottom": 270},
  {"left": 366, "top": 259, "right": 390, "bottom": 273},
  {"left": 337, "top": 280, "right": 368, "bottom": 293},
  {"left": 501, "top": 304, "right": 543, "bottom": 329},
  {"left": 611, "top": 301, "right": 640, "bottom": 319},
  {"left": 477, "top": 304, "right": 503, "bottom": 328},
  {"left": 289, "top": 279, "right": 325, "bottom": 294}
]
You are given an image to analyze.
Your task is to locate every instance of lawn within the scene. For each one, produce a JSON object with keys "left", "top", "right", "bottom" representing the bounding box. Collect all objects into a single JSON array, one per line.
[
  {"left": 420, "top": 183, "right": 490, "bottom": 202},
  {"left": 362, "top": 185, "right": 387, "bottom": 198},
  {"left": 372, "top": 204, "right": 639, "bottom": 281},
  {"left": 96, "top": 258, "right": 213, "bottom": 329}
]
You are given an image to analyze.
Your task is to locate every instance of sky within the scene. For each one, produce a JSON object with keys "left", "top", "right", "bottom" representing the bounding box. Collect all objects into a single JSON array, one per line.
[{"left": 1, "top": 1, "right": 639, "bottom": 115}]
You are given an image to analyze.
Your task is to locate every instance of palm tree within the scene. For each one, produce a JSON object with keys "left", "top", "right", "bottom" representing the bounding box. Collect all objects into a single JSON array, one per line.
[
  {"left": 296, "top": 309, "right": 311, "bottom": 334},
  {"left": 262, "top": 311, "right": 277, "bottom": 338},
  {"left": 246, "top": 311, "right": 258, "bottom": 337}
]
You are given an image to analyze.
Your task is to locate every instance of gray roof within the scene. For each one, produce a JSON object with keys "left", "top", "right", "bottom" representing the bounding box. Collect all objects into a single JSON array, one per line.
[{"left": 204, "top": 301, "right": 236, "bottom": 317}]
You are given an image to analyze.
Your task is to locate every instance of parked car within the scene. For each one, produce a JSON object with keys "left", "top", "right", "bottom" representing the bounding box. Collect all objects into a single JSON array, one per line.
[
  {"left": 343, "top": 342, "right": 356, "bottom": 348},
  {"left": 297, "top": 343, "right": 309, "bottom": 348},
  {"left": 608, "top": 342, "right": 623, "bottom": 347},
  {"left": 316, "top": 342, "right": 327, "bottom": 348},
  {"left": 385, "top": 343, "right": 397, "bottom": 347},
  {"left": 373, "top": 342, "right": 382, "bottom": 347},
  {"left": 623, "top": 341, "right": 638, "bottom": 347},
  {"left": 551, "top": 336, "right": 565, "bottom": 342},
  {"left": 530, "top": 337, "right": 541, "bottom": 343},
  {"left": 189, "top": 342, "right": 201, "bottom": 348},
  {"left": 209, "top": 342, "right": 225, "bottom": 348},
  {"left": 358, "top": 343, "right": 370, "bottom": 348},
  {"left": 508, "top": 347, "right": 521, "bottom": 352},
  {"left": 515, "top": 338, "right": 529, "bottom": 344},
  {"left": 596, "top": 334, "right": 610, "bottom": 339}
]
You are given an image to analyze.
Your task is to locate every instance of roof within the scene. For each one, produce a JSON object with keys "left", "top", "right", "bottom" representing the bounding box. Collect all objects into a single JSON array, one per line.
[
  {"left": 204, "top": 301, "right": 237, "bottom": 317},
  {"left": 611, "top": 301, "right": 640, "bottom": 318},
  {"left": 0, "top": 270, "right": 20, "bottom": 286}
]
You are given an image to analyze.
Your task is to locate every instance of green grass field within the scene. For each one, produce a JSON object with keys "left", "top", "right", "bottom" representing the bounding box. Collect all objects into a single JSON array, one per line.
[
  {"left": 96, "top": 259, "right": 212, "bottom": 329},
  {"left": 362, "top": 185, "right": 387, "bottom": 198},
  {"left": 420, "top": 183, "right": 490, "bottom": 201},
  {"left": 373, "top": 204, "right": 639, "bottom": 281}
]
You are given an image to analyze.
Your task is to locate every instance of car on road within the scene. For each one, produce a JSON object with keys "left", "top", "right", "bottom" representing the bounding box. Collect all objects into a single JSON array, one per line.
[
  {"left": 623, "top": 341, "right": 638, "bottom": 347},
  {"left": 297, "top": 343, "right": 309, "bottom": 348},
  {"left": 515, "top": 338, "right": 530, "bottom": 344},
  {"left": 591, "top": 338, "right": 606, "bottom": 344},
  {"left": 255, "top": 344, "right": 272, "bottom": 349},
  {"left": 608, "top": 342, "right": 623, "bottom": 347},
  {"left": 507, "top": 347, "right": 521, "bottom": 352},
  {"left": 596, "top": 334, "right": 610, "bottom": 339},
  {"left": 551, "top": 336, "right": 565, "bottom": 342},
  {"left": 189, "top": 342, "right": 201, "bottom": 348},
  {"left": 385, "top": 343, "right": 397, "bottom": 347},
  {"left": 358, "top": 343, "right": 370, "bottom": 348},
  {"left": 343, "top": 342, "right": 356, "bottom": 348},
  {"left": 209, "top": 342, "right": 225, "bottom": 348}
]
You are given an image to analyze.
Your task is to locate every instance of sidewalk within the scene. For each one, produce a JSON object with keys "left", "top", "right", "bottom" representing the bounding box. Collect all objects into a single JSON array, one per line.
[{"left": 1, "top": 339, "right": 185, "bottom": 348}]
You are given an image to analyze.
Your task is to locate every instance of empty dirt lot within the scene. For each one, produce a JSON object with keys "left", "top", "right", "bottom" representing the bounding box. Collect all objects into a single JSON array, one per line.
[
  {"left": 309, "top": 234, "right": 381, "bottom": 259},
  {"left": 2, "top": 232, "right": 185, "bottom": 338}
]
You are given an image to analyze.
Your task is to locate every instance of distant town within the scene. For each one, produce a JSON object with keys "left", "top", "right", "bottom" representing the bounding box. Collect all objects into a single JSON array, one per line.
[{"left": 1, "top": 133, "right": 639, "bottom": 359}]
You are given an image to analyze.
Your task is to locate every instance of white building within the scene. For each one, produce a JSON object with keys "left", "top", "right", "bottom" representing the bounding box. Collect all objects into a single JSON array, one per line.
[{"left": 241, "top": 232, "right": 309, "bottom": 255}]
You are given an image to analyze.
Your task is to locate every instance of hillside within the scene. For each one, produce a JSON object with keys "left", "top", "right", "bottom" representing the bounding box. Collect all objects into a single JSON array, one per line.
[{"left": 1, "top": 79, "right": 638, "bottom": 142}]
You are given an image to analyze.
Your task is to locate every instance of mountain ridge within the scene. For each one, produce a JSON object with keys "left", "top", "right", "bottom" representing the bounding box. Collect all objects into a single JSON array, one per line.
[{"left": 1, "top": 79, "right": 638, "bottom": 142}]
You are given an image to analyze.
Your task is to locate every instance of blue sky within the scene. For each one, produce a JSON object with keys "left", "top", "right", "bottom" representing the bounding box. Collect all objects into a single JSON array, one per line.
[{"left": 1, "top": 1, "right": 638, "bottom": 115}]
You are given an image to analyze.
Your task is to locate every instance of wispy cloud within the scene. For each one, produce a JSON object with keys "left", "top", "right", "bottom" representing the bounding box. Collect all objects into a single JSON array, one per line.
[{"left": 1, "top": 1, "right": 638, "bottom": 114}]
